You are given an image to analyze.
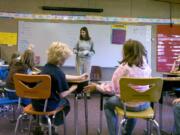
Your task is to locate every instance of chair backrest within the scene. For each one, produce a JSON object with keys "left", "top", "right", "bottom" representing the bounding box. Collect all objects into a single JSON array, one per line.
[
  {"left": 90, "top": 66, "right": 102, "bottom": 81},
  {"left": 14, "top": 73, "right": 51, "bottom": 99},
  {"left": 120, "top": 77, "right": 163, "bottom": 103}
]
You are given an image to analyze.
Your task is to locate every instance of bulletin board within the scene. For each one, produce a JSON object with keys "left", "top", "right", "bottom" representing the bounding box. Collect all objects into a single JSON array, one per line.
[{"left": 157, "top": 25, "right": 180, "bottom": 72}]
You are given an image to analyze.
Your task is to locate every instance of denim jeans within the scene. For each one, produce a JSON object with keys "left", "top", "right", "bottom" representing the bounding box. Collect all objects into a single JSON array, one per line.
[
  {"left": 104, "top": 96, "right": 150, "bottom": 135},
  {"left": 173, "top": 103, "right": 180, "bottom": 135}
]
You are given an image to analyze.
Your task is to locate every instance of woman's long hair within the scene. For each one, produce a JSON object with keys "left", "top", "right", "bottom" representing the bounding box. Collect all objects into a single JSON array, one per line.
[
  {"left": 80, "top": 27, "right": 91, "bottom": 41},
  {"left": 120, "top": 39, "right": 147, "bottom": 67}
]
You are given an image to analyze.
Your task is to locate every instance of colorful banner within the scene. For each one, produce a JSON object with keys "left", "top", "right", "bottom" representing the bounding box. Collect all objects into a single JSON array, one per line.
[{"left": 0, "top": 12, "right": 179, "bottom": 24}]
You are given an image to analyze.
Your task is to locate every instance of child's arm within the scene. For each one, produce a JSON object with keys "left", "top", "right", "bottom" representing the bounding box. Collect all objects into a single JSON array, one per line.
[
  {"left": 66, "top": 73, "right": 88, "bottom": 81},
  {"left": 60, "top": 85, "right": 77, "bottom": 98},
  {"left": 84, "top": 82, "right": 114, "bottom": 95},
  {"left": 170, "top": 61, "right": 177, "bottom": 73},
  {"left": 173, "top": 98, "right": 180, "bottom": 104}
]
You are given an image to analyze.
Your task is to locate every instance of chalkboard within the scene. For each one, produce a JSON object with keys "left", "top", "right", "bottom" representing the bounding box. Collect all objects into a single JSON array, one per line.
[{"left": 18, "top": 21, "right": 151, "bottom": 67}]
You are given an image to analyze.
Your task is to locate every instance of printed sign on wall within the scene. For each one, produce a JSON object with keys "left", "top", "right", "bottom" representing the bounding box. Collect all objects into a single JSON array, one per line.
[{"left": 157, "top": 25, "right": 180, "bottom": 72}]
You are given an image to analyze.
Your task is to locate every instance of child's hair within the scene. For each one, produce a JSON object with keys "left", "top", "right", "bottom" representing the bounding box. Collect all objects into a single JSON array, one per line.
[
  {"left": 120, "top": 39, "right": 147, "bottom": 67},
  {"left": 9, "top": 52, "right": 21, "bottom": 67},
  {"left": 47, "top": 41, "right": 73, "bottom": 65},
  {"left": 20, "top": 49, "right": 35, "bottom": 70},
  {"left": 80, "top": 26, "right": 91, "bottom": 41},
  {"left": 11, "top": 52, "right": 20, "bottom": 60}
]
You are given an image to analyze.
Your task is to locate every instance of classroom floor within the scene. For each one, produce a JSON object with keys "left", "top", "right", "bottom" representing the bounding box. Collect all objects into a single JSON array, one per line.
[{"left": 0, "top": 94, "right": 174, "bottom": 135}]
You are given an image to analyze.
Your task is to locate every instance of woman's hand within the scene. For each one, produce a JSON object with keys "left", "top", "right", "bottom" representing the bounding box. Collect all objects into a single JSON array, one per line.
[{"left": 84, "top": 83, "right": 97, "bottom": 93}]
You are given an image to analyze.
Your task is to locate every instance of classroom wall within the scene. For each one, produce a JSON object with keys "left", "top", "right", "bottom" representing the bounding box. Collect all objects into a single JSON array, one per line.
[
  {"left": 0, "top": 0, "right": 180, "bottom": 79},
  {"left": 0, "top": 45, "right": 17, "bottom": 63},
  {"left": 0, "top": 0, "right": 180, "bottom": 18}
]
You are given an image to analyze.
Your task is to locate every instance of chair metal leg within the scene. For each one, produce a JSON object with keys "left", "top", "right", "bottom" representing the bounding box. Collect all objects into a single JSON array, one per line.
[
  {"left": 146, "top": 120, "right": 150, "bottom": 135},
  {"left": 28, "top": 115, "right": 33, "bottom": 135},
  {"left": 14, "top": 114, "right": 24, "bottom": 135},
  {"left": 12, "top": 105, "right": 16, "bottom": 122},
  {"left": 97, "top": 109, "right": 103, "bottom": 135},
  {"left": 97, "top": 94, "right": 104, "bottom": 135},
  {"left": 84, "top": 93, "right": 88, "bottom": 135},
  {"left": 151, "top": 119, "right": 161, "bottom": 135},
  {"left": 74, "top": 95, "right": 78, "bottom": 135},
  {"left": 118, "top": 118, "right": 126, "bottom": 135},
  {"left": 63, "top": 111, "right": 66, "bottom": 135},
  {"left": 46, "top": 116, "right": 52, "bottom": 135},
  {"left": 149, "top": 120, "right": 152, "bottom": 135},
  {"left": 159, "top": 103, "right": 163, "bottom": 131}
]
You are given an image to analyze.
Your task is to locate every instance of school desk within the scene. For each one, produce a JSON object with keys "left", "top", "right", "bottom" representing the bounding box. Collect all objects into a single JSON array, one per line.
[
  {"left": 68, "top": 79, "right": 89, "bottom": 135},
  {"left": 159, "top": 77, "right": 180, "bottom": 134}
]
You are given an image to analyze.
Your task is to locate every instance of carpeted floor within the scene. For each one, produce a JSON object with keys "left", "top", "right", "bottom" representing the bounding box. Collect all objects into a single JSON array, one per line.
[{"left": 0, "top": 94, "right": 175, "bottom": 135}]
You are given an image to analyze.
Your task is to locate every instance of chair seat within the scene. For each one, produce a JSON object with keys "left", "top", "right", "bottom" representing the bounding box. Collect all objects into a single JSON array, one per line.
[
  {"left": 0, "top": 97, "right": 18, "bottom": 105},
  {"left": 24, "top": 104, "right": 64, "bottom": 116},
  {"left": 115, "top": 106, "right": 154, "bottom": 119}
]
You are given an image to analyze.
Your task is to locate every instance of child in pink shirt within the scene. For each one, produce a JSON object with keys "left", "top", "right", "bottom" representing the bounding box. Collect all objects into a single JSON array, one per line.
[{"left": 84, "top": 39, "right": 151, "bottom": 135}]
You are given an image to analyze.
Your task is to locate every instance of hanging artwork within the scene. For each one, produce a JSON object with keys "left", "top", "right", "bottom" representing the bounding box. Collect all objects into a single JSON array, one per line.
[{"left": 111, "top": 25, "right": 126, "bottom": 45}]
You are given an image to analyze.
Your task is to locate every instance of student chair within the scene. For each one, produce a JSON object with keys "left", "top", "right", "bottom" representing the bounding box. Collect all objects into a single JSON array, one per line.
[
  {"left": 90, "top": 66, "right": 102, "bottom": 82},
  {"left": 115, "top": 77, "right": 163, "bottom": 135},
  {"left": 13, "top": 73, "right": 67, "bottom": 135}
]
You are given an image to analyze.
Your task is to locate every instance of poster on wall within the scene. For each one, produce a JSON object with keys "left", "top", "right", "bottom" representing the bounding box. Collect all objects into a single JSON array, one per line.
[
  {"left": 157, "top": 25, "right": 180, "bottom": 72},
  {"left": 111, "top": 25, "right": 126, "bottom": 45},
  {"left": 0, "top": 32, "right": 17, "bottom": 45}
]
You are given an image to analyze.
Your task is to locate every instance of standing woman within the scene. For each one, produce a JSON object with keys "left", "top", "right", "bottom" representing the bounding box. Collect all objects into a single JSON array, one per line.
[
  {"left": 74, "top": 26, "right": 95, "bottom": 76},
  {"left": 74, "top": 27, "right": 95, "bottom": 98}
]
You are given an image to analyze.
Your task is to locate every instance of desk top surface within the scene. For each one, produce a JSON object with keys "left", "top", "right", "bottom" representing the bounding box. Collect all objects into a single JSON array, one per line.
[
  {"left": 98, "top": 77, "right": 180, "bottom": 82},
  {"left": 161, "top": 72, "right": 180, "bottom": 77},
  {"left": 163, "top": 77, "right": 180, "bottom": 81},
  {"left": 68, "top": 79, "right": 89, "bottom": 83}
]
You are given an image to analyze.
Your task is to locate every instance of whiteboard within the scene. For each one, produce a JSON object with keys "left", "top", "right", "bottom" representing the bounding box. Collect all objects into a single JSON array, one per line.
[{"left": 18, "top": 21, "right": 151, "bottom": 67}]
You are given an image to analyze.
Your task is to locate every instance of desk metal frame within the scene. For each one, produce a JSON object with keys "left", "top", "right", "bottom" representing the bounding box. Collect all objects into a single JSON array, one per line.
[
  {"left": 160, "top": 77, "right": 180, "bottom": 134},
  {"left": 74, "top": 93, "right": 88, "bottom": 135},
  {"left": 68, "top": 80, "right": 89, "bottom": 135}
]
